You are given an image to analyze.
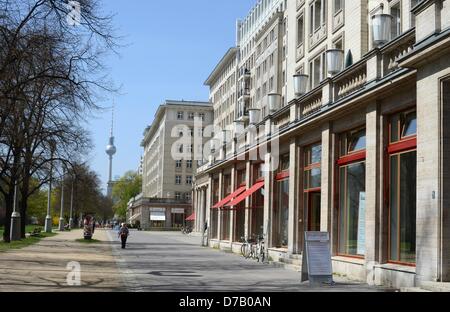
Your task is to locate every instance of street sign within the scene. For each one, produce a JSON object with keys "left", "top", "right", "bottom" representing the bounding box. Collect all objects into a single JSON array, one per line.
[{"left": 301, "top": 232, "right": 333, "bottom": 287}]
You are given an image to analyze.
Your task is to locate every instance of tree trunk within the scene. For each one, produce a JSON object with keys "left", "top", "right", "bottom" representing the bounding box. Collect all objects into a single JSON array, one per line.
[
  {"left": 20, "top": 179, "right": 30, "bottom": 239},
  {"left": 2, "top": 190, "right": 14, "bottom": 243}
]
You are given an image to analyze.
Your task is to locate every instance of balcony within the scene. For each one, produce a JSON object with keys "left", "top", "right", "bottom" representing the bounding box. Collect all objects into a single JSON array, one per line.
[{"left": 333, "top": 61, "right": 367, "bottom": 101}]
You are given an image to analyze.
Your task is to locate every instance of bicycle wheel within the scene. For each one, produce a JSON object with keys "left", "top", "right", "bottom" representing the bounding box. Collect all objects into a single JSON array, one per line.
[
  {"left": 259, "top": 246, "right": 265, "bottom": 263},
  {"left": 241, "top": 244, "right": 246, "bottom": 257}
]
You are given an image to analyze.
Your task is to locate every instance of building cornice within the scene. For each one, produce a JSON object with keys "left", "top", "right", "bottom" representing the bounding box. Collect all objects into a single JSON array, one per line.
[{"left": 204, "top": 47, "right": 239, "bottom": 86}]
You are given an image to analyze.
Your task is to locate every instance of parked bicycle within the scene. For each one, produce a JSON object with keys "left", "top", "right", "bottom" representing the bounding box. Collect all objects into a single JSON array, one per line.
[
  {"left": 181, "top": 226, "right": 193, "bottom": 234},
  {"left": 241, "top": 234, "right": 266, "bottom": 262},
  {"left": 255, "top": 234, "right": 266, "bottom": 263},
  {"left": 240, "top": 235, "right": 256, "bottom": 259}
]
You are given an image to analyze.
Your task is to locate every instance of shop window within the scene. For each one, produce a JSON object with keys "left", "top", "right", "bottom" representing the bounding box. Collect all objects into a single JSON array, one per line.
[
  {"left": 221, "top": 175, "right": 232, "bottom": 241},
  {"left": 338, "top": 128, "right": 366, "bottom": 257},
  {"left": 304, "top": 143, "right": 322, "bottom": 231},
  {"left": 388, "top": 110, "right": 417, "bottom": 264},
  {"left": 210, "top": 179, "right": 220, "bottom": 239},
  {"left": 273, "top": 154, "right": 290, "bottom": 248}
]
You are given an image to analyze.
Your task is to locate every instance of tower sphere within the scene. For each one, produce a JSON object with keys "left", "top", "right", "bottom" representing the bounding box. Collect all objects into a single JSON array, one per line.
[{"left": 106, "top": 137, "right": 117, "bottom": 156}]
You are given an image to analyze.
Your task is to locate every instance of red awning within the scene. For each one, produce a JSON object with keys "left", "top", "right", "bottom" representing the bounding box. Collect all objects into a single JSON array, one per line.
[
  {"left": 226, "top": 181, "right": 265, "bottom": 207},
  {"left": 186, "top": 212, "right": 196, "bottom": 221},
  {"left": 212, "top": 185, "right": 247, "bottom": 209}
]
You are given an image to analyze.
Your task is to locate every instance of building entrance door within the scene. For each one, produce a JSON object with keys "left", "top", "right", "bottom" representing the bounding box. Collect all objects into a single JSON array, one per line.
[{"left": 308, "top": 192, "right": 321, "bottom": 232}]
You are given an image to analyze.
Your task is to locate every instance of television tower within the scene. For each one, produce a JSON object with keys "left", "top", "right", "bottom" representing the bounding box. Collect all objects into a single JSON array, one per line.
[{"left": 106, "top": 105, "right": 117, "bottom": 198}]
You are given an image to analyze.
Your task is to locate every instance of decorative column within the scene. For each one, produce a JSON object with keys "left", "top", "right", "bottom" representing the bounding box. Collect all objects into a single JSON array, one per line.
[
  {"left": 365, "top": 101, "right": 381, "bottom": 285},
  {"left": 264, "top": 149, "right": 273, "bottom": 248},
  {"left": 288, "top": 138, "right": 299, "bottom": 255},
  {"left": 244, "top": 160, "right": 252, "bottom": 240},
  {"left": 229, "top": 166, "right": 237, "bottom": 246},
  {"left": 217, "top": 171, "right": 224, "bottom": 243}
]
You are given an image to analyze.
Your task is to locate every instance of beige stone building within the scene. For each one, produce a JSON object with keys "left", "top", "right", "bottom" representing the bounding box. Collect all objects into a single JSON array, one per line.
[
  {"left": 128, "top": 100, "right": 213, "bottom": 230},
  {"left": 193, "top": 0, "right": 450, "bottom": 288}
]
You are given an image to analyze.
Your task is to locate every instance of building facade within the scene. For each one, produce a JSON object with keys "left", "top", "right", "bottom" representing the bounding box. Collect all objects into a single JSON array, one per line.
[
  {"left": 128, "top": 100, "right": 213, "bottom": 230},
  {"left": 193, "top": 0, "right": 450, "bottom": 288}
]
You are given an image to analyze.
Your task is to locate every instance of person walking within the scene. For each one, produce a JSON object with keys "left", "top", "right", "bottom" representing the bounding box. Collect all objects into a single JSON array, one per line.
[
  {"left": 118, "top": 223, "right": 129, "bottom": 249},
  {"left": 201, "top": 221, "right": 208, "bottom": 247}
]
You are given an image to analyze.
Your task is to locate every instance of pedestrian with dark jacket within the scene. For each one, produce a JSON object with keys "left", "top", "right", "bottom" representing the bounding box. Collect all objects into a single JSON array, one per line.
[{"left": 118, "top": 223, "right": 129, "bottom": 249}]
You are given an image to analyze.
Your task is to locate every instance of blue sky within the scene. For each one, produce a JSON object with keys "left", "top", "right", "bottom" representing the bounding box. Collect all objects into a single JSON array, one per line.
[{"left": 89, "top": 0, "right": 255, "bottom": 192}]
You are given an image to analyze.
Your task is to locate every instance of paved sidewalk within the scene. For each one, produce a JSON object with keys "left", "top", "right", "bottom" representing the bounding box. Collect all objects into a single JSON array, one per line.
[
  {"left": 107, "top": 230, "right": 394, "bottom": 292},
  {"left": 0, "top": 229, "right": 123, "bottom": 292}
]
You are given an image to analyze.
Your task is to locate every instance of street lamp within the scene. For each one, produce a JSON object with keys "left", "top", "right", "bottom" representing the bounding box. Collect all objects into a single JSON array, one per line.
[
  {"left": 10, "top": 178, "right": 21, "bottom": 241},
  {"left": 293, "top": 74, "right": 309, "bottom": 97},
  {"left": 69, "top": 176, "right": 74, "bottom": 230},
  {"left": 326, "top": 49, "right": 345, "bottom": 76},
  {"left": 268, "top": 93, "right": 282, "bottom": 114},
  {"left": 58, "top": 169, "right": 65, "bottom": 231},
  {"left": 372, "top": 14, "right": 393, "bottom": 47},
  {"left": 249, "top": 108, "right": 261, "bottom": 125},
  {"left": 45, "top": 140, "right": 56, "bottom": 233}
]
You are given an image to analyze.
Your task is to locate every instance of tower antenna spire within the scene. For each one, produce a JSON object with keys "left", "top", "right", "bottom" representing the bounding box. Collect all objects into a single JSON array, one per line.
[{"left": 110, "top": 100, "right": 115, "bottom": 137}]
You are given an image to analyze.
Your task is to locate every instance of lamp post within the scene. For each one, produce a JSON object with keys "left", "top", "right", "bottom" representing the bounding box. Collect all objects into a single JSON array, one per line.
[
  {"left": 10, "top": 181, "right": 21, "bottom": 241},
  {"left": 58, "top": 169, "right": 65, "bottom": 231},
  {"left": 44, "top": 141, "right": 56, "bottom": 233},
  {"left": 69, "top": 177, "right": 74, "bottom": 230}
]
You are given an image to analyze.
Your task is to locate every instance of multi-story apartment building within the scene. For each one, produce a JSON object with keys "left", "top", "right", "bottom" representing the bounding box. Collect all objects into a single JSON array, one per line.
[
  {"left": 128, "top": 100, "right": 213, "bottom": 230},
  {"left": 193, "top": 0, "right": 450, "bottom": 289}
]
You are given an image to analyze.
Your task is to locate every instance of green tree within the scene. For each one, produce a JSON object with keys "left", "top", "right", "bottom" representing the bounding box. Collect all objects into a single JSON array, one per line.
[
  {"left": 27, "top": 179, "right": 48, "bottom": 224},
  {"left": 112, "top": 171, "right": 142, "bottom": 218}
]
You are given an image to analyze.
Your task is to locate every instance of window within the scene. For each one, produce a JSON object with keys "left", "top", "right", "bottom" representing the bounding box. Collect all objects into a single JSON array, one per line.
[
  {"left": 221, "top": 175, "right": 232, "bottom": 241},
  {"left": 310, "top": 0, "right": 325, "bottom": 34},
  {"left": 334, "top": 0, "right": 342, "bottom": 14},
  {"left": 186, "top": 176, "right": 193, "bottom": 185},
  {"left": 185, "top": 193, "right": 191, "bottom": 201},
  {"left": 186, "top": 160, "right": 193, "bottom": 169},
  {"left": 273, "top": 154, "right": 290, "bottom": 248},
  {"left": 410, "top": 0, "right": 420, "bottom": 27},
  {"left": 199, "top": 113, "right": 205, "bottom": 121},
  {"left": 388, "top": 110, "right": 417, "bottom": 264},
  {"left": 176, "top": 160, "right": 182, "bottom": 169},
  {"left": 175, "top": 176, "right": 182, "bottom": 185},
  {"left": 390, "top": 2, "right": 401, "bottom": 39},
  {"left": 269, "top": 76, "right": 274, "bottom": 92},
  {"left": 309, "top": 51, "right": 326, "bottom": 88},
  {"left": 211, "top": 179, "right": 220, "bottom": 239},
  {"left": 177, "top": 112, "right": 184, "bottom": 120},
  {"left": 338, "top": 128, "right": 366, "bottom": 257},
  {"left": 304, "top": 143, "right": 322, "bottom": 232},
  {"left": 269, "top": 53, "right": 274, "bottom": 67},
  {"left": 188, "top": 112, "right": 195, "bottom": 120},
  {"left": 297, "top": 14, "right": 304, "bottom": 46},
  {"left": 175, "top": 192, "right": 182, "bottom": 200}
]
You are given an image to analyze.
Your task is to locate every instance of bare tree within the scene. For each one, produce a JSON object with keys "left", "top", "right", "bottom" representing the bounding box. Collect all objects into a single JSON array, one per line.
[{"left": 0, "top": 0, "right": 120, "bottom": 241}]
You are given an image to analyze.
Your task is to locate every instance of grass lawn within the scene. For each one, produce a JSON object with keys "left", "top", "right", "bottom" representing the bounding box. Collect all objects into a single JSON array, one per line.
[
  {"left": 75, "top": 238, "right": 101, "bottom": 244},
  {"left": 0, "top": 226, "right": 57, "bottom": 252}
]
